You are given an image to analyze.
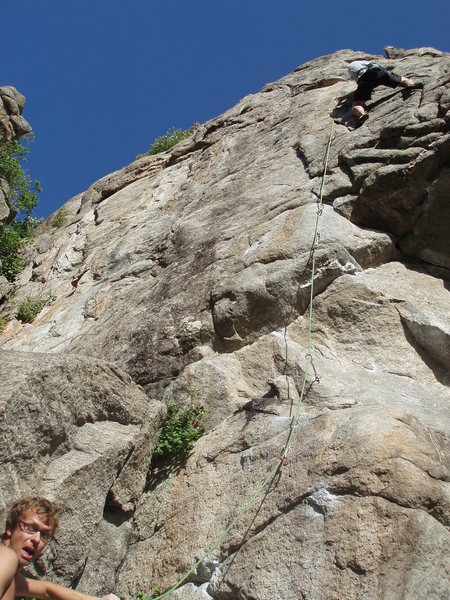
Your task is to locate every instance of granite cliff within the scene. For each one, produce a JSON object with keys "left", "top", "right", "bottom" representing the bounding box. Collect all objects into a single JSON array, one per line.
[{"left": 1, "top": 47, "right": 449, "bottom": 599}]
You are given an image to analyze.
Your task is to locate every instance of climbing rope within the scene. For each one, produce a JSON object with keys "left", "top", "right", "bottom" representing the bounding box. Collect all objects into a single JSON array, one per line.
[
  {"left": 151, "top": 120, "right": 336, "bottom": 600},
  {"left": 281, "top": 118, "right": 335, "bottom": 462}
]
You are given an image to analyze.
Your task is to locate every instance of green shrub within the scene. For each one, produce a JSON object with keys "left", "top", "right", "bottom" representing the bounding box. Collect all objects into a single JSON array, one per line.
[
  {"left": 0, "top": 224, "right": 25, "bottom": 280},
  {"left": 152, "top": 401, "right": 205, "bottom": 467},
  {"left": 51, "top": 208, "right": 68, "bottom": 231},
  {"left": 0, "top": 318, "right": 5, "bottom": 332},
  {"left": 0, "top": 139, "right": 40, "bottom": 216},
  {"left": 137, "top": 589, "right": 160, "bottom": 600},
  {"left": 137, "top": 126, "right": 194, "bottom": 159},
  {"left": 0, "top": 138, "right": 41, "bottom": 281},
  {"left": 17, "top": 297, "right": 45, "bottom": 323}
]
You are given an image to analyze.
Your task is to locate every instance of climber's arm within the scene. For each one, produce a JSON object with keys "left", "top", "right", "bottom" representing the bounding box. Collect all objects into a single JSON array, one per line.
[{"left": 15, "top": 573, "right": 119, "bottom": 600}]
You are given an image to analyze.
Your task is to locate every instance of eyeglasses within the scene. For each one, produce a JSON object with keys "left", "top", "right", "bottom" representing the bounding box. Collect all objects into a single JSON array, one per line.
[{"left": 18, "top": 520, "right": 52, "bottom": 543}]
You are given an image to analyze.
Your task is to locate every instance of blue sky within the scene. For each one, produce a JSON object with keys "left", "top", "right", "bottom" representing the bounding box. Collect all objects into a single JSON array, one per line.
[{"left": 2, "top": 0, "right": 449, "bottom": 219}]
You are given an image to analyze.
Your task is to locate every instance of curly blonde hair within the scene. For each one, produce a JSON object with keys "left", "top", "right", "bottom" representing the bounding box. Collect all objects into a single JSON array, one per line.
[{"left": 3, "top": 496, "right": 59, "bottom": 538}]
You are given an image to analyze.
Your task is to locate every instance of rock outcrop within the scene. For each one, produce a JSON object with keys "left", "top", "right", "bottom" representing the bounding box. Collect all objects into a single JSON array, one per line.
[
  {"left": 0, "top": 48, "right": 449, "bottom": 599},
  {"left": 0, "top": 86, "right": 33, "bottom": 302},
  {"left": 0, "top": 351, "right": 165, "bottom": 590},
  {"left": 0, "top": 86, "right": 32, "bottom": 223}
]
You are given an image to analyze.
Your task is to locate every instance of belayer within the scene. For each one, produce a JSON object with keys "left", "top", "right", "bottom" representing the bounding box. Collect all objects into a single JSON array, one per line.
[
  {"left": 348, "top": 60, "right": 423, "bottom": 125},
  {"left": 0, "top": 496, "right": 120, "bottom": 600}
]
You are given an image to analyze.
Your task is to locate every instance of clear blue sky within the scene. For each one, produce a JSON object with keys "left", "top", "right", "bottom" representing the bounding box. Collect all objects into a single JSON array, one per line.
[{"left": 2, "top": 0, "right": 449, "bottom": 219}]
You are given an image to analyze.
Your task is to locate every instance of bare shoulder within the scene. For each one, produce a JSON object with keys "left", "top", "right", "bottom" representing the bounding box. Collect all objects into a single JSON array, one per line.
[
  {"left": 0, "top": 545, "right": 18, "bottom": 573},
  {"left": 0, "top": 547, "right": 18, "bottom": 600}
]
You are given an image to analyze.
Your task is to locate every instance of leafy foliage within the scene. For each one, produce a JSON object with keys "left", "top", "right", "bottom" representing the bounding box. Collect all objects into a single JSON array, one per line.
[
  {"left": 51, "top": 208, "right": 68, "bottom": 231},
  {"left": 0, "top": 139, "right": 40, "bottom": 217},
  {"left": 0, "top": 224, "right": 25, "bottom": 280},
  {"left": 0, "top": 138, "right": 41, "bottom": 281},
  {"left": 0, "top": 318, "right": 5, "bottom": 332},
  {"left": 152, "top": 401, "right": 205, "bottom": 467},
  {"left": 137, "top": 588, "right": 160, "bottom": 600},
  {"left": 17, "top": 297, "right": 45, "bottom": 323},
  {"left": 137, "top": 126, "right": 194, "bottom": 159}
]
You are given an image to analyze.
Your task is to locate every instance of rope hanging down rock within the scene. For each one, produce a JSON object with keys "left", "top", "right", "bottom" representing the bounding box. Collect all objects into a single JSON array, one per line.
[{"left": 150, "top": 120, "right": 336, "bottom": 600}]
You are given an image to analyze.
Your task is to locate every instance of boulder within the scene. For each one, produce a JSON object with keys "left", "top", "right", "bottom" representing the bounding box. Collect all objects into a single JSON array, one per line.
[
  {"left": 0, "top": 351, "right": 165, "bottom": 593},
  {"left": 0, "top": 85, "right": 31, "bottom": 141}
]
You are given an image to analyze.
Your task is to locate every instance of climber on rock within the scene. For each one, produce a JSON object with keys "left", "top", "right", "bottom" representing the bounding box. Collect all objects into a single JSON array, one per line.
[
  {"left": 0, "top": 496, "right": 119, "bottom": 600},
  {"left": 348, "top": 60, "right": 423, "bottom": 125}
]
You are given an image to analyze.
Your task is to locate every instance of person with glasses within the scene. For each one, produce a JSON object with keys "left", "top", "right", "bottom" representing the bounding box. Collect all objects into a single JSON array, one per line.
[{"left": 0, "top": 496, "right": 119, "bottom": 600}]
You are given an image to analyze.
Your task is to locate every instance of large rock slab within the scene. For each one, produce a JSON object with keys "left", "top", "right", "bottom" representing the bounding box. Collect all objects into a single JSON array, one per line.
[
  {"left": 116, "top": 404, "right": 449, "bottom": 599},
  {"left": 0, "top": 351, "right": 165, "bottom": 593},
  {"left": 2, "top": 49, "right": 449, "bottom": 381},
  {"left": 115, "top": 258, "right": 449, "bottom": 598}
]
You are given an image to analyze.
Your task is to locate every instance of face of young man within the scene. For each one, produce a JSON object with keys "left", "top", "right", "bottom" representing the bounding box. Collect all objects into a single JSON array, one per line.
[{"left": 4, "top": 508, "right": 53, "bottom": 569}]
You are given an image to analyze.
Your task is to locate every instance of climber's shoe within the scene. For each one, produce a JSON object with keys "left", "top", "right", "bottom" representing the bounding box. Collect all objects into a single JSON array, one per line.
[
  {"left": 408, "top": 82, "right": 424, "bottom": 90},
  {"left": 356, "top": 112, "right": 369, "bottom": 127}
]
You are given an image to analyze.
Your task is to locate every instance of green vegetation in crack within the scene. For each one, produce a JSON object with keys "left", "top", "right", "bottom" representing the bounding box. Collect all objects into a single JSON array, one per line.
[
  {"left": 152, "top": 395, "right": 205, "bottom": 468},
  {"left": 137, "top": 126, "right": 196, "bottom": 159},
  {"left": 16, "top": 296, "right": 46, "bottom": 323},
  {"left": 51, "top": 208, "right": 68, "bottom": 232}
]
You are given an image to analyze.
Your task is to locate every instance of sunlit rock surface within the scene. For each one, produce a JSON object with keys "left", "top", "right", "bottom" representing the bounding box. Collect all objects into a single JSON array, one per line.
[{"left": 1, "top": 47, "right": 449, "bottom": 599}]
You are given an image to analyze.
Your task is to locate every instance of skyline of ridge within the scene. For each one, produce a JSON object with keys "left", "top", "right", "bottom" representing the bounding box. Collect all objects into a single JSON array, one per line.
[{"left": 2, "top": 0, "right": 449, "bottom": 219}]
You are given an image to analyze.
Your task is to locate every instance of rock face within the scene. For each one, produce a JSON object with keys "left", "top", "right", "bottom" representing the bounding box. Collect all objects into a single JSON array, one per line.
[
  {"left": 0, "top": 47, "right": 449, "bottom": 599},
  {"left": 0, "top": 351, "right": 165, "bottom": 590}
]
